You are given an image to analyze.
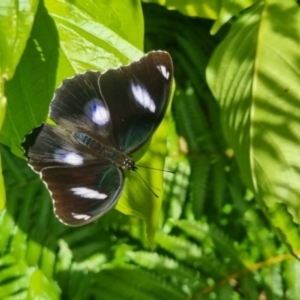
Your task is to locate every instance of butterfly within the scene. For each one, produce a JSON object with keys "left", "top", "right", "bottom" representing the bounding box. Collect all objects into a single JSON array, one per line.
[{"left": 24, "top": 51, "right": 173, "bottom": 226}]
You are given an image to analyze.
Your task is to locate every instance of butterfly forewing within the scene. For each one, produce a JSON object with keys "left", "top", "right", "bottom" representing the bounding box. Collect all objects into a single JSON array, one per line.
[
  {"left": 100, "top": 51, "right": 173, "bottom": 153},
  {"left": 27, "top": 124, "right": 100, "bottom": 172},
  {"left": 50, "top": 71, "right": 118, "bottom": 149}
]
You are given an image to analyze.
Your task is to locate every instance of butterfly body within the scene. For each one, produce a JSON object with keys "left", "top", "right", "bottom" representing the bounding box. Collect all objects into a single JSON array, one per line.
[
  {"left": 72, "top": 131, "right": 135, "bottom": 170},
  {"left": 24, "top": 51, "right": 173, "bottom": 226}
]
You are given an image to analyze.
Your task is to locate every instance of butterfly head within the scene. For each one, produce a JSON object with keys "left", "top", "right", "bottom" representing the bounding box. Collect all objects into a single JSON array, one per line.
[{"left": 122, "top": 157, "right": 136, "bottom": 171}]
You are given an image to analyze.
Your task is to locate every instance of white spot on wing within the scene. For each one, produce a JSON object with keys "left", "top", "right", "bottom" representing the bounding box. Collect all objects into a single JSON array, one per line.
[
  {"left": 71, "top": 213, "right": 91, "bottom": 220},
  {"left": 84, "top": 99, "right": 110, "bottom": 125},
  {"left": 157, "top": 64, "right": 170, "bottom": 79},
  {"left": 54, "top": 150, "right": 83, "bottom": 165},
  {"left": 71, "top": 187, "right": 108, "bottom": 200},
  {"left": 131, "top": 83, "right": 156, "bottom": 113}
]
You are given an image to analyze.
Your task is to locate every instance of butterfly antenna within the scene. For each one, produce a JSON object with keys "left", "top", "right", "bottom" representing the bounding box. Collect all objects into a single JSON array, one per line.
[
  {"left": 135, "top": 164, "right": 175, "bottom": 174},
  {"left": 135, "top": 170, "right": 159, "bottom": 198}
]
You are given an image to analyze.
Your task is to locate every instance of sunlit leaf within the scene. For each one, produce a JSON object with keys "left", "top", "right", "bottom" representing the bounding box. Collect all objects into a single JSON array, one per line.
[
  {"left": 0, "top": 0, "right": 38, "bottom": 79},
  {"left": 0, "top": 0, "right": 38, "bottom": 210},
  {"left": 207, "top": 0, "right": 300, "bottom": 252}
]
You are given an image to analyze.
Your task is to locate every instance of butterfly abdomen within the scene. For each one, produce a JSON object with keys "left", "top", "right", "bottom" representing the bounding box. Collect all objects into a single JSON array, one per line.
[{"left": 73, "top": 132, "right": 96, "bottom": 148}]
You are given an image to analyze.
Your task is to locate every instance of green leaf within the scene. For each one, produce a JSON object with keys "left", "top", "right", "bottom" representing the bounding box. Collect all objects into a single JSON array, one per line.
[
  {"left": 0, "top": 0, "right": 38, "bottom": 212},
  {"left": 0, "top": 0, "right": 39, "bottom": 80},
  {"left": 283, "top": 258, "right": 300, "bottom": 299},
  {"left": 206, "top": 0, "right": 300, "bottom": 251},
  {"left": 210, "top": 0, "right": 257, "bottom": 35},
  {"left": 27, "top": 269, "right": 60, "bottom": 300},
  {"left": 97, "top": 264, "right": 186, "bottom": 300},
  {"left": 0, "top": 254, "right": 33, "bottom": 299},
  {"left": 143, "top": 0, "right": 257, "bottom": 34},
  {"left": 143, "top": 0, "right": 219, "bottom": 19},
  {"left": 0, "top": 86, "right": 6, "bottom": 210},
  {"left": 117, "top": 107, "right": 173, "bottom": 246}
]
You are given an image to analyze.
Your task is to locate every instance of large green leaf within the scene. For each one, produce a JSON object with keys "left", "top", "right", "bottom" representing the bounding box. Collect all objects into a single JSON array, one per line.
[
  {"left": 207, "top": 0, "right": 300, "bottom": 252},
  {"left": 117, "top": 106, "right": 173, "bottom": 247},
  {"left": 143, "top": 0, "right": 256, "bottom": 34},
  {"left": 1, "top": 0, "right": 170, "bottom": 242},
  {"left": 0, "top": 0, "right": 39, "bottom": 211},
  {"left": 143, "top": 0, "right": 219, "bottom": 19},
  {"left": 0, "top": 85, "right": 6, "bottom": 210},
  {"left": 210, "top": 0, "right": 257, "bottom": 34},
  {"left": 0, "top": 0, "right": 39, "bottom": 80}
]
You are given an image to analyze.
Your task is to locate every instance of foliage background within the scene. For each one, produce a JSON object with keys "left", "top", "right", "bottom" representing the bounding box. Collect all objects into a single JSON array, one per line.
[{"left": 1, "top": 0, "right": 300, "bottom": 299}]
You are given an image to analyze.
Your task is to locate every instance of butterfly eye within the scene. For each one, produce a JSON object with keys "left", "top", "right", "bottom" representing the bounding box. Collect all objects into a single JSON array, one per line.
[
  {"left": 84, "top": 99, "right": 110, "bottom": 126},
  {"left": 130, "top": 82, "right": 156, "bottom": 113}
]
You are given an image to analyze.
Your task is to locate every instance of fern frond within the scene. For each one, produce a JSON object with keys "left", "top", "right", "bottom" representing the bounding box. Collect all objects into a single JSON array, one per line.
[
  {"left": 210, "top": 157, "right": 227, "bottom": 216},
  {"left": 163, "top": 156, "right": 190, "bottom": 229},
  {"left": 155, "top": 231, "right": 202, "bottom": 263},
  {"left": 93, "top": 264, "right": 187, "bottom": 300},
  {"left": 283, "top": 258, "right": 300, "bottom": 299},
  {"left": 127, "top": 250, "right": 199, "bottom": 281},
  {"left": 0, "top": 254, "right": 32, "bottom": 299},
  {"left": 175, "top": 220, "right": 246, "bottom": 271},
  {"left": 189, "top": 156, "right": 211, "bottom": 218}
]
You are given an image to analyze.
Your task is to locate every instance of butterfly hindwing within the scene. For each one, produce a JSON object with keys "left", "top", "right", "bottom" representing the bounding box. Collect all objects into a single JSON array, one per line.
[
  {"left": 25, "top": 123, "right": 124, "bottom": 226},
  {"left": 41, "top": 164, "right": 124, "bottom": 226}
]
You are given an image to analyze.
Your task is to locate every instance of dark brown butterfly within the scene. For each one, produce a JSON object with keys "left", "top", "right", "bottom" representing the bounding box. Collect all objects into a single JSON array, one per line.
[{"left": 24, "top": 51, "right": 173, "bottom": 226}]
